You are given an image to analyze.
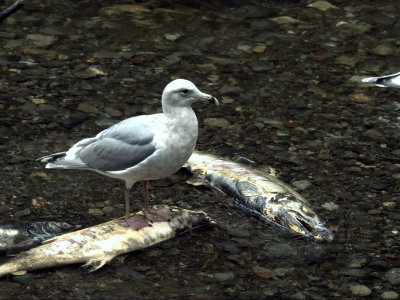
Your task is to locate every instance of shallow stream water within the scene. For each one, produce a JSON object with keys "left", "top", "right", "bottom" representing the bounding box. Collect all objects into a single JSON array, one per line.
[{"left": 0, "top": 0, "right": 399, "bottom": 299}]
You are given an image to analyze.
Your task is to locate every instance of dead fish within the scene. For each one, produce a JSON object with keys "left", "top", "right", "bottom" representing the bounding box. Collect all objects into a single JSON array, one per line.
[
  {"left": 185, "top": 151, "right": 334, "bottom": 242},
  {"left": 0, "top": 207, "right": 210, "bottom": 277},
  {"left": 0, "top": 221, "right": 79, "bottom": 255},
  {"left": 362, "top": 71, "right": 400, "bottom": 88}
]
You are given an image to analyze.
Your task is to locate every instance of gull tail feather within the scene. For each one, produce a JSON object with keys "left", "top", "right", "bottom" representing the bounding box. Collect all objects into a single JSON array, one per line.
[{"left": 38, "top": 152, "right": 88, "bottom": 169}]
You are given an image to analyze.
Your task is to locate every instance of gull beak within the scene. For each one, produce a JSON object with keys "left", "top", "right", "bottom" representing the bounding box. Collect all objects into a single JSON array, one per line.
[
  {"left": 199, "top": 92, "right": 219, "bottom": 105},
  {"left": 211, "top": 96, "right": 219, "bottom": 106}
]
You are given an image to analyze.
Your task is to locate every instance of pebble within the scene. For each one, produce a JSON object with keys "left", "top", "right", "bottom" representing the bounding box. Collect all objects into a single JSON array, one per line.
[
  {"left": 88, "top": 208, "right": 103, "bottom": 215},
  {"left": 381, "top": 291, "right": 399, "bottom": 300},
  {"left": 59, "top": 111, "right": 89, "bottom": 129},
  {"left": 362, "top": 129, "right": 384, "bottom": 141},
  {"left": 292, "top": 179, "right": 312, "bottom": 191},
  {"left": 213, "top": 272, "right": 235, "bottom": 282},
  {"left": 308, "top": 1, "right": 338, "bottom": 12},
  {"left": 77, "top": 103, "right": 99, "bottom": 114},
  {"left": 290, "top": 292, "right": 307, "bottom": 300},
  {"left": 369, "top": 260, "right": 390, "bottom": 271},
  {"left": 321, "top": 201, "right": 339, "bottom": 211},
  {"left": 385, "top": 268, "right": 400, "bottom": 285},
  {"left": 25, "top": 34, "right": 58, "bottom": 48},
  {"left": 370, "top": 44, "right": 396, "bottom": 56},
  {"left": 349, "top": 284, "right": 372, "bottom": 297}
]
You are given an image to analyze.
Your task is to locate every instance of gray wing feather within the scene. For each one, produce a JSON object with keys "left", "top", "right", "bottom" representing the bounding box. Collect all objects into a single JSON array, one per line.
[{"left": 77, "top": 117, "right": 156, "bottom": 171}]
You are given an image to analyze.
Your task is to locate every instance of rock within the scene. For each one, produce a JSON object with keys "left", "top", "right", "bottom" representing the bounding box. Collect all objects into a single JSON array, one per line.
[
  {"left": 25, "top": 34, "right": 58, "bottom": 48},
  {"left": 88, "top": 208, "right": 103, "bottom": 215},
  {"left": 77, "top": 103, "right": 99, "bottom": 114},
  {"left": 308, "top": 1, "right": 338, "bottom": 12},
  {"left": 292, "top": 179, "right": 312, "bottom": 191},
  {"left": 270, "top": 16, "right": 300, "bottom": 24},
  {"left": 164, "top": 33, "right": 182, "bottom": 41},
  {"left": 369, "top": 260, "right": 390, "bottom": 271},
  {"left": 381, "top": 291, "right": 399, "bottom": 300},
  {"left": 383, "top": 202, "right": 396, "bottom": 209},
  {"left": 115, "top": 265, "right": 142, "bottom": 280},
  {"left": 290, "top": 292, "right": 307, "bottom": 300},
  {"left": 370, "top": 44, "right": 396, "bottom": 56},
  {"left": 321, "top": 202, "right": 339, "bottom": 211},
  {"left": 213, "top": 241, "right": 240, "bottom": 254},
  {"left": 213, "top": 272, "right": 235, "bottom": 281},
  {"left": 59, "top": 111, "right": 89, "bottom": 130},
  {"left": 348, "top": 257, "right": 368, "bottom": 268},
  {"left": 362, "top": 129, "right": 384, "bottom": 141},
  {"left": 335, "top": 55, "right": 359, "bottom": 67},
  {"left": 385, "top": 268, "right": 400, "bottom": 285},
  {"left": 218, "top": 85, "right": 241, "bottom": 96},
  {"left": 253, "top": 44, "right": 266, "bottom": 53},
  {"left": 204, "top": 118, "right": 231, "bottom": 128},
  {"left": 350, "top": 93, "right": 370, "bottom": 103},
  {"left": 102, "top": 5, "right": 151, "bottom": 15},
  {"left": 252, "top": 266, "right": 273, "bottom": 279},
  {"left": 86, "top": 66, "right": 107, "bottom": 77},
  {"left": 349, "top": 284, "right": 372, "bottom": 297},
  {"left": 4, "top": 39, "right": 23, "bottom": 49},
  {"left": 248, "top": 61, "right": 273, "bottom": 72}
]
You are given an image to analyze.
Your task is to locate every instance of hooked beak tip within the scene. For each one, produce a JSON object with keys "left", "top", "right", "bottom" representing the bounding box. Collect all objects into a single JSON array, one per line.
[{"left": 211, "top": 96, "right": 219, "bottom": 105}]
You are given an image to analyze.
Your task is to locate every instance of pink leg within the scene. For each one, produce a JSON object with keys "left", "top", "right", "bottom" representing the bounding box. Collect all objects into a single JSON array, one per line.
[
  {"left": 124, "top": 187, "right": 150, "bottom": 230},
  {"left": 143, "top": 181, "right": 171, "bottom": 223}
]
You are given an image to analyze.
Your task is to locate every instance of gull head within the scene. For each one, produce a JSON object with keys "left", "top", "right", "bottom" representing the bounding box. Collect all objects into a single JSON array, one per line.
[{"left": 161, "top": 79, "right": 218, "bottom": 110}]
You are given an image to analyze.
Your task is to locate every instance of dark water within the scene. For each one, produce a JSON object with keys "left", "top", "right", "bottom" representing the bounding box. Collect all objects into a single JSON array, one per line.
[{"left": 0, "top": 0, "right": 399, "bottom": 298}]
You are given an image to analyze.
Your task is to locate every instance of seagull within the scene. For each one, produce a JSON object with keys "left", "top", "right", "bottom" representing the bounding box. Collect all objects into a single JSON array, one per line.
[
  {"left": 39, "top": 79, "right": 218, "bottom": 230},
  {"left": 362, "top": 71, "right": 400, "bottom": 88}
]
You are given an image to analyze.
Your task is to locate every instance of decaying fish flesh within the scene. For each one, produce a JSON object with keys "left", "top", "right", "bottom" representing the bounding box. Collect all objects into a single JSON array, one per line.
[
  {"left": 185, "top": 151, "right": 334, "bottom": 241},
  {"left": 0, "top": 221, "right": 79, "bottom": 255},
  {"left": 0, "top": 207, "right": 210, "bottom": 277}
]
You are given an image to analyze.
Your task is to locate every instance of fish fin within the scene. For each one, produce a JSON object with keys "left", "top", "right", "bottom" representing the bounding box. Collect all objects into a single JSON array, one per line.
[{"left": 81, "top": 257, "right": 113, "bottom": 273}]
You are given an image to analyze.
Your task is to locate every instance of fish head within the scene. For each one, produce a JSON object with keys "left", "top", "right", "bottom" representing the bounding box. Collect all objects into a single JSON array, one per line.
[{"left": 272, "top": 201, "right": 334, "bottom": 242}]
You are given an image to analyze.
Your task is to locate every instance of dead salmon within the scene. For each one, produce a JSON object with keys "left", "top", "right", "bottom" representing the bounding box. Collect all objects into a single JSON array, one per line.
[
  {"left": 0, "top": 207, "right": 210, "bottom": 277},
  {"left": 185, "top": 151, "right": 333, "bottom": 241},
  {"left": 0, "top": 221, "right": 79, "bottom": 255}
]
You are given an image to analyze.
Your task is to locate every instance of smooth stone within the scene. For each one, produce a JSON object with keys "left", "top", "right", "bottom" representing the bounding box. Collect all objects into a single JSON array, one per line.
[
  {"left": 381, "top": 291, "right": 400, "bottom": 300},
  {"left": 386, "top": 268, "right": 400, "bottom": 285},
  {"left": 349, "top": 284, "right": 372, "bottom": 297},
  {"left": 292, "top": 179, "right": 312, "bottom": 191},
  {"left": 213, "top": 272, "right": 235, "bottom": 282},
  {"left": 25, "top": 34, "right": 58, "bottom": 48}
]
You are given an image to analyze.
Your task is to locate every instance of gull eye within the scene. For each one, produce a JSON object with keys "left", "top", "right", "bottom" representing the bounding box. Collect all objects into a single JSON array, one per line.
[{"left": 180, "top": 89, "right": 189, "bottom": 95}]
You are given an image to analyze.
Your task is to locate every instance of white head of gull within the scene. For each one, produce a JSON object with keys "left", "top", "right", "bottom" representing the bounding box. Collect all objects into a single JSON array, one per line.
[
  {"left": 362, "top": 71, "right": 400, "bottom": 88},
  {"left": 39, "top": 79, "right": 218, "bottom": 230}
]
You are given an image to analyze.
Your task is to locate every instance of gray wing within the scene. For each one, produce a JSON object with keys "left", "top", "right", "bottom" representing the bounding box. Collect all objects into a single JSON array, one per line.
[{"left": 77, "top": 117, "right": 156, "bottom": 171}]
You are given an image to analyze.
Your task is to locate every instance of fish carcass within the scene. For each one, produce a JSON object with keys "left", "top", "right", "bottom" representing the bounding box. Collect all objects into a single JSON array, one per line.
[
  {"left": 0, "top": 221, "right": 79, "bottom": 255},
  {"left": 0, "top": 207, "right": 210, "bottom": 277},
  {"left": 185, "top": 151, "right": 334, "bottom": 241}
]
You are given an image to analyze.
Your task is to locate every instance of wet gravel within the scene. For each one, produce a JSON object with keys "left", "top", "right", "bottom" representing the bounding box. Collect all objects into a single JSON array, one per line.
[{"left": 0, "top": 0, "right": 399, "bottom": 299}]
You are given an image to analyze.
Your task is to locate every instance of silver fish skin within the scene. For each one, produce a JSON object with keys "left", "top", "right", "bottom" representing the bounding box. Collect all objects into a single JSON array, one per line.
[
  {"left": 0, "top": 207, "right": 210, "bottom": 278},
  {"left": 185, "top": 151, "right": 334, "bottom": 242},
  {"left": 0, "top": 221, "right": 79, "bottom": 255}
]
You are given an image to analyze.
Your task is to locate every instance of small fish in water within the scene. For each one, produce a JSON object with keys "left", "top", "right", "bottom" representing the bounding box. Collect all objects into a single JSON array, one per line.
[
  {"left": 0, "top": 221, "right": 79, "bottom": 255},
  {"left": 362, "top": 71, "right": 400, "bottom": 88},
  {"left": 185, "top": 151, "right": 334, "bottom": 242},
  {"left": 0, "top": 207, "right": 210, "bottom": 277}
]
